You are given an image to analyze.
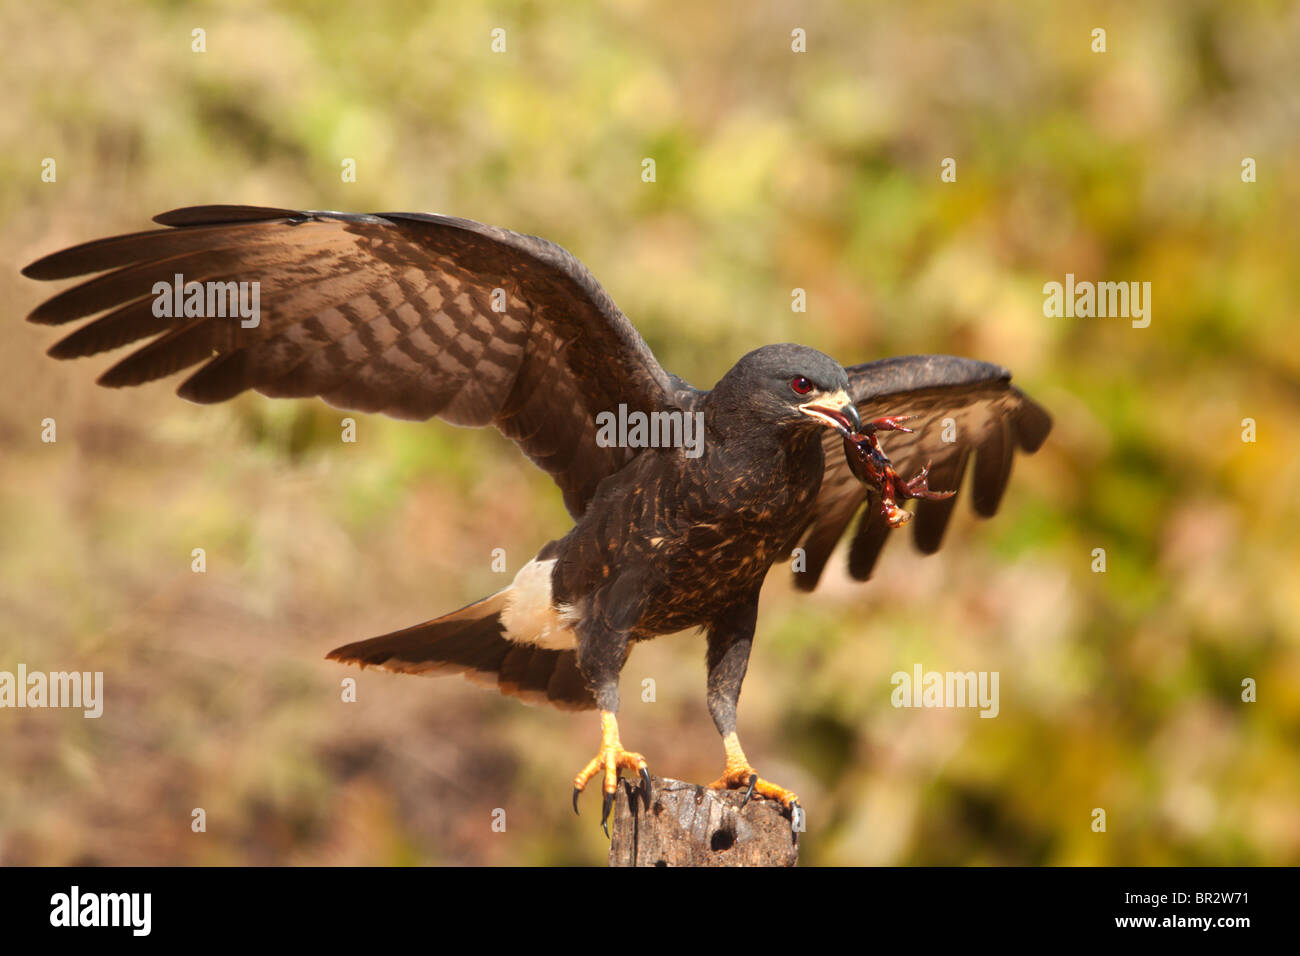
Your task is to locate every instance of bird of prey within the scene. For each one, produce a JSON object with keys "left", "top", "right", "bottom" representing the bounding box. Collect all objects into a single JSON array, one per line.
[{"left": 23, "top": 206, "right": 1051, "bottom": 833}]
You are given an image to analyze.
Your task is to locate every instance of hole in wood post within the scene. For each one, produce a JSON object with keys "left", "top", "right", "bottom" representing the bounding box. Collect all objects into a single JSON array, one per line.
[{"left": 710, "top": 827, "right": 736, "bottom": 852}]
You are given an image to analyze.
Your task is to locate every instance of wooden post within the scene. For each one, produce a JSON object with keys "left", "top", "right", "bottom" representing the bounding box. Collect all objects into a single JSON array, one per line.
[{"left": 608, "top": 776, "right": 799, "bottom": 866}]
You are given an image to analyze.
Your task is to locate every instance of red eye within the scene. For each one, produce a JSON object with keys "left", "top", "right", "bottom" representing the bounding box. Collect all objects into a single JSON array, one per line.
[{"left": 790, "top": 376, "right": 814, "bottom": 395}]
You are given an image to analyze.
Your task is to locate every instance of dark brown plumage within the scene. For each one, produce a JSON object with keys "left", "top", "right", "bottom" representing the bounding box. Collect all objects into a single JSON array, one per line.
[
  {"left": 23, "top": 206, "right": 1051, "bottom": 827},
  {"left": 24, "top": 205, "right": 676, "bottom": 517}
]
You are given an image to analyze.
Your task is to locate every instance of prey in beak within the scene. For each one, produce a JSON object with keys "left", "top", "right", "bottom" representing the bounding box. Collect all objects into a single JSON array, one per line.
[
  {"left": 839, "top": 414, "right": 956, "bottom": 529},
  {"left": 797, "top": 389, "right": 952, "bottom": 528},
  {"left": 798, "top": 389, "right": 862, "bottom": 437}
]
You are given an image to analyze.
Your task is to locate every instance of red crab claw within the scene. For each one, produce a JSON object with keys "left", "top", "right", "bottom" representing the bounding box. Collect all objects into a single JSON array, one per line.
[
  {"left": 863, "top": 415, "right": 915, "bottom": 435},
  {"left": 897, "top": 462, "right": 957, "bottom": 501}
]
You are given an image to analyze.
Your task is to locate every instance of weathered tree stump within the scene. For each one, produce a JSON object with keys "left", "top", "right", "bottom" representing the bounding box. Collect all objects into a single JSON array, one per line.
[{"left": 608, "top": 776, "right": 799, "bottom": 866}]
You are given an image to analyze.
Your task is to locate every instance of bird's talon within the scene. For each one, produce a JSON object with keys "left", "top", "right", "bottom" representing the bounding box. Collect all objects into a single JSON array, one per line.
[
  {"left": 571, "top": 712, "right": 649, "bottom": 832},
  {"left": 739, "top": 772, "right": 758, "bottom": 808},
  {"left": 639, "top": 767, "right": 652, "bottom": 807},
  {"left": 601, "top": 790, "right": 614, "bottom": 837},
  {"left": 710, "top": 765, "right": 799, "bottom": 813}
]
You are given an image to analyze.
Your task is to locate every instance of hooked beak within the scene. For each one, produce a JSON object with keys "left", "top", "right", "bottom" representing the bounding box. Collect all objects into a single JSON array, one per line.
[{"left": 798, "top": 389, "right": 862, "bottom": 437}]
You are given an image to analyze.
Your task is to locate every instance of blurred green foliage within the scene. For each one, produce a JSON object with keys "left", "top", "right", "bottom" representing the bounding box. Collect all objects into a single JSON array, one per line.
[{"left": 1, "top": 0, "right": 1297, "bottom": 865}]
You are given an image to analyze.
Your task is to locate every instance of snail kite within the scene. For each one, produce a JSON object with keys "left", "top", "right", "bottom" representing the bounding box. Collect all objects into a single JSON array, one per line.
[{"left": 23, "top": 206, "right": 1051, "bottom": 831}]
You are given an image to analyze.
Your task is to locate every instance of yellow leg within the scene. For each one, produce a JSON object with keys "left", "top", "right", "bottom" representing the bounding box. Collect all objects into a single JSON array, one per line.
[
  {"left": 572, "top": 711, "right": 650, "bottom": 834},
  {"left": 708, "top": 731, "right": 800, "bottom": 811}
]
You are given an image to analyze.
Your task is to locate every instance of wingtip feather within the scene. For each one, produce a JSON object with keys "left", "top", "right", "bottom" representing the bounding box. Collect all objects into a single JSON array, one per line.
[{"left": 152, "top": 205, "right": 302, "bottom": 227}]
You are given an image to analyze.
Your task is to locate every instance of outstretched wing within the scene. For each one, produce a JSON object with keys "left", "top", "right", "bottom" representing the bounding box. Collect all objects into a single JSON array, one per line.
[
  {"left": 23, "top": 205, "right": 677, "bottom": 517},
  {"left": 792, "top": 354, "right": 1051, "bottom": 590}
]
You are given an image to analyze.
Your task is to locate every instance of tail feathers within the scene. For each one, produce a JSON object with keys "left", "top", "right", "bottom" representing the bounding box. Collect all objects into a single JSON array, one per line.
[{"left": 326, "top": 591, "right": 594, "bottom": 711}]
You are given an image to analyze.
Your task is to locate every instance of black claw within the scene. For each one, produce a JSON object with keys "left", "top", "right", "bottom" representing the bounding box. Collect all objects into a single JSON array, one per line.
[
  {"left": 739, "top": 772, "right": 758, "bottom": 809},
  {"left": 573, "top": 788, "right": 581, "bottom": 815},
  {"left": 601, "top": 789, "right": 614, "bottom": 837},
  {"left": 639, "top": 767, "right": 652, "bottom": 807}
]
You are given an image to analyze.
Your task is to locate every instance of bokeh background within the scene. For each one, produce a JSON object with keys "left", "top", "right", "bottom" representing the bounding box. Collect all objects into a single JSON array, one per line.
[{"left": 2, "top": 0, "right": 1298, "bottom": 865}]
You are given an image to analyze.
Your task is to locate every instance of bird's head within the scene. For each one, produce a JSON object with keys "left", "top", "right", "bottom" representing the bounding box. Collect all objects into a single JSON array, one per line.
[{"left": 709, "top": 343, "right": 861, "bottom": 438}]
